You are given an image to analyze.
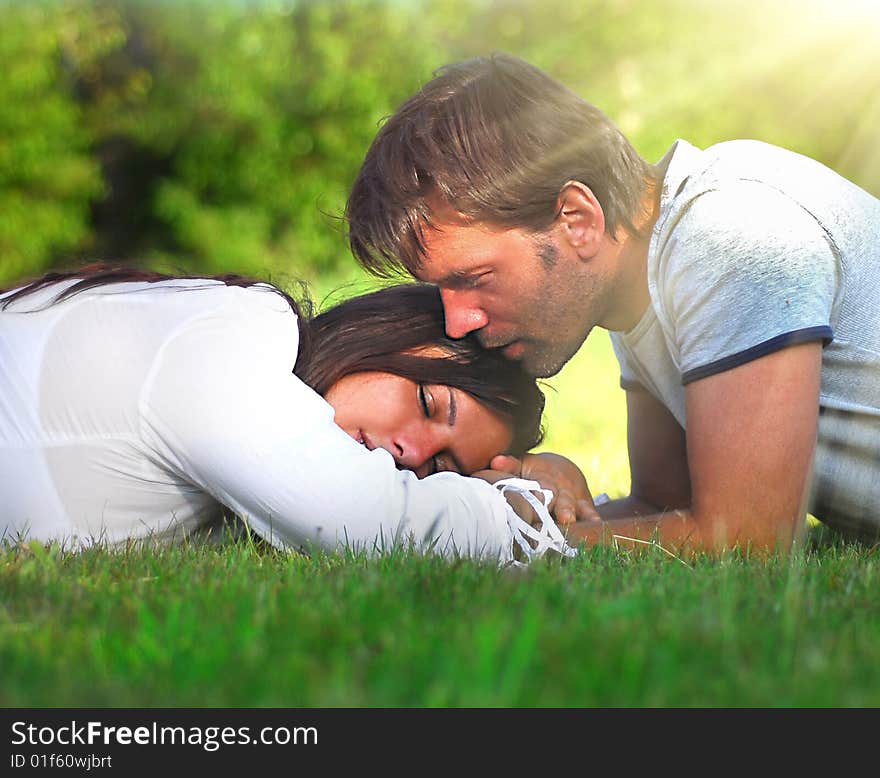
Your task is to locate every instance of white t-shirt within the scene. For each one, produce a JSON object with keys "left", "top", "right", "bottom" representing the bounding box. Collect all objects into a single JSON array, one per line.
[
  {"left": 0, "top": 278, "right": 571, "bottom": 563},
  {"left": 610, "top": 139, "right": 880, "bottom": 538}
]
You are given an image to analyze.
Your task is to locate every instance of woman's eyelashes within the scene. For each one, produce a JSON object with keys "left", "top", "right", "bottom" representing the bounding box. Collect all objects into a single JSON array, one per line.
[
  {"left": 418, "top": 383, "right": 435, "bottom": 418},
  {"left": 417, "top": 385, "right": 459, "bottom": 476},
  {"left": 416, "top": 385, "right": 440, "bottom": 475},
  {"left": 419, "top": 385, "right": 438, "bottom": 475}
]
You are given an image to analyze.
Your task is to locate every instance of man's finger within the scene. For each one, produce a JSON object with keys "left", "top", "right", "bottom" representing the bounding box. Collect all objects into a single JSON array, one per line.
[
  {"left": 548, "top": 491, "right": 576, "bottom": 525},
  {"left": 576, "top": 498, "right": 601, "bottom": 523}
]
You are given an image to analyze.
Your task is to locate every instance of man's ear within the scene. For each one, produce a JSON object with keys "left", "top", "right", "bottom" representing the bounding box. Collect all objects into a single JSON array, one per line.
[{"left": 555, "top": 181, "right": 605, "bottom": 258}]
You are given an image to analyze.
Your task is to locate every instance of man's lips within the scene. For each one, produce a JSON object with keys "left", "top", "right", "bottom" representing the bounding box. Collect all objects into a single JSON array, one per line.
[
  {"left": 478, "top": 326, "right": 530, "bottom": 356},
  {"left": 479, "top": 332, "right": 523, "bottom": 354}
]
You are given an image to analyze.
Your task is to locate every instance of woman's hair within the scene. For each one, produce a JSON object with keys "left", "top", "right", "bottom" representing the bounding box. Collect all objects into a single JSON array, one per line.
[
  {"left": 300, "top": 282, "right": 544, "bottom": 454},
  {"left": 346, "top": 52, "right": 660, "bottom": 277},
  {"left": 2, "top": 264, "right": 544, "bottom": 455}
]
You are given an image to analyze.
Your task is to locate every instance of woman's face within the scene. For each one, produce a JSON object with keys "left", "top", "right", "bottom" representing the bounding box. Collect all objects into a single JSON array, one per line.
[{"left": 324, "top": 371, "right": 513, "bottom": 478}]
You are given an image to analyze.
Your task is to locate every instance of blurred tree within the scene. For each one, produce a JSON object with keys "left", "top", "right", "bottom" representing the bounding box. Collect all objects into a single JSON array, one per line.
[
  {"left": 428, "top": 0, "right": 880, "bottom": 188},
  {"left": 0, "top": 0, "right": 114, "bottom": 286},
  {"left": 0, "top": 0, "right": 876, "bottom": 288},
  {"left": 77, "top": 0, "right": 452, "bottom": 284}
]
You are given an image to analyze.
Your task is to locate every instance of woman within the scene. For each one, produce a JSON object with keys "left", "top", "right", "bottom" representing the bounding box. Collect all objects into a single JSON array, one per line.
[{"left": 0, "top": 265, "right": 577, "bottom": 564}]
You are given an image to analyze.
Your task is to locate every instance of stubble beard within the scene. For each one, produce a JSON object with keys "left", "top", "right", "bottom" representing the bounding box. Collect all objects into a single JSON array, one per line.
[
  {"left": 520, "top": 332, "right": 590, "bottom": 378},
  {"left": 519, "top": 239, "right": 600, "bottom": 377}
]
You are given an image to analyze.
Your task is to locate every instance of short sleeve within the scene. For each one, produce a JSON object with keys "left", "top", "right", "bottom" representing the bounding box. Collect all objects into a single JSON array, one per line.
[
  {"left": 652, "top": 181, "right": 837, "bottom": 384},
  {"left": 609, "top": 331, "right": 643, "bottom": 391}
]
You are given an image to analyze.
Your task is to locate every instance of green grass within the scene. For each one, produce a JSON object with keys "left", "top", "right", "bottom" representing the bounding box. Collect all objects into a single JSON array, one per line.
[
  {"left": 2, "top": 529, "right": 879, "bottom": 708},
  {"left": 3, "top": 292, "right": 874, "bottom": 707}
]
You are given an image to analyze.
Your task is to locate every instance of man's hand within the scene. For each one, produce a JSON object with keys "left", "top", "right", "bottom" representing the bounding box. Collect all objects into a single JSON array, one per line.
[
  {"left": 471, "top": 467, "right": 549, "bottom": 528},
  {"left": 488, "top": 452, "right": 601, "bottom": 525}
]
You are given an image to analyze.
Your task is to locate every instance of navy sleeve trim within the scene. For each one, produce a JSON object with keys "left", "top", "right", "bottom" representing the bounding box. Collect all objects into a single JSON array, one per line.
[{"left": 681, "top": 326, "right": 833, "bottom": 385}]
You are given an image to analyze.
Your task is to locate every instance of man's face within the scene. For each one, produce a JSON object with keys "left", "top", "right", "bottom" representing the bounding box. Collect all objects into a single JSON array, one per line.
[{"left": 417, "top": 211, "right": 608, "bottom": 378}]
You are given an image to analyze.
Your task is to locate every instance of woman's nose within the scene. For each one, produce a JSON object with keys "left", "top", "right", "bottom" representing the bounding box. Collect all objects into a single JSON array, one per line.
[{"left": 394, "top": 428, "right": 443, "bottom": 472}]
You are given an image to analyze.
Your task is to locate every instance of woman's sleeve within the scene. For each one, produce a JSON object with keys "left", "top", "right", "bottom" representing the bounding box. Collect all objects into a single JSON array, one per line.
[{"left": 138, "top": 288, "right": 574, "bottom": 565}]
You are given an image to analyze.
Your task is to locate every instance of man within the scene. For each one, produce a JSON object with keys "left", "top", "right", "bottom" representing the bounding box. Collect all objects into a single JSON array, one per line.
[{"left": 345, "top": 52, "right": 880, "bottom": 555}]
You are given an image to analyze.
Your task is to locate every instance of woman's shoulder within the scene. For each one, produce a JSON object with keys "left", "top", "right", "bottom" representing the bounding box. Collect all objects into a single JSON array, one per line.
[
  {"left": 220, "top": 282, "right": 301, "bottom": 340},
  {"left": 118, "top": 278, "right": 302, "bottom": 331},
  {"left": 168, "top": 282, "right": 303, "bottom": 367}
]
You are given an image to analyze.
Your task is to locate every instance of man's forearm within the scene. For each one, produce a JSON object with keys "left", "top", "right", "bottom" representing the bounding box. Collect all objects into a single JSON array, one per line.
[
  {"left": 565, "top": 509, "right": 694, "bottom": 554},
  {"left": 595, "top": 495, "right": 665, "bottom": 520},
  {"left": 564, "top": 507, "right": 802, "bottom": 558}
]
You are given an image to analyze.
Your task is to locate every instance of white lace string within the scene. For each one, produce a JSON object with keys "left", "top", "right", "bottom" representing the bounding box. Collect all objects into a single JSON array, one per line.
[{"left": 493, "top": 477, "right": 579, "bottom": 566}]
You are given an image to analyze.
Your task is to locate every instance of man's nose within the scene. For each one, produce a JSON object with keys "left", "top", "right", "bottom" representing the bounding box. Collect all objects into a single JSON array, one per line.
[{"left": 440, "top": 289, "right": 489, "bottom": 339}]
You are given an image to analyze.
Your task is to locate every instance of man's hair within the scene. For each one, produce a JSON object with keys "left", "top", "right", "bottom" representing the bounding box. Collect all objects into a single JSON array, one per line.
[
  {"left": 2, "top": 265, "right": 544, "bottom": 456},
  {"left": 346, "top": 52, "right": 659, "bottom": 277}
]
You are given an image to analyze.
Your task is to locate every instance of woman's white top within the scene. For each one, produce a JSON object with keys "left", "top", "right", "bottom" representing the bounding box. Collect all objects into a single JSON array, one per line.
[{"left": 0, "top": 279, "right": 574, "bottom": 565}]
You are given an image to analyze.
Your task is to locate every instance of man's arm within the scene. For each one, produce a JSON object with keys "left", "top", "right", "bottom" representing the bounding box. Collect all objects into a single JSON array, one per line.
[
  {"left": 596, "top": 386, "right": 691, "bottom": 519},
  {"left": 566, "top": 341, "right": 822, "bottom": 555},
  {"left": 487, "top": 389, "right": 691, "bottom": 524}
]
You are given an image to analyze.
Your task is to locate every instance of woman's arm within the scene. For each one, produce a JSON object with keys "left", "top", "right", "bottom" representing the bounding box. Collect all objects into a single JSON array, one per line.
[{"left": 138, "top": 292, "right": 570, "bottom": 564}]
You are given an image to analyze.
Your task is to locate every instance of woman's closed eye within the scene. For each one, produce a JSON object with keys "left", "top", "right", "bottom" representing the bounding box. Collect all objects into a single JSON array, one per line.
[
  {"left": 418, "top": 384, "right": 462, "bottom": 476},
  {"left": 418, "top": 383, "right": 435, "bottom": 417}
]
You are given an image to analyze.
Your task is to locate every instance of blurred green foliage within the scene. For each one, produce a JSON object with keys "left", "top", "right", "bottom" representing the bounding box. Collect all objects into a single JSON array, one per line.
[
  {"left": 1, "top": 0, "right": 878, "bottom": 288},
  {"left": 0, "top": 1, "right": 105, "bottom": 283}
]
